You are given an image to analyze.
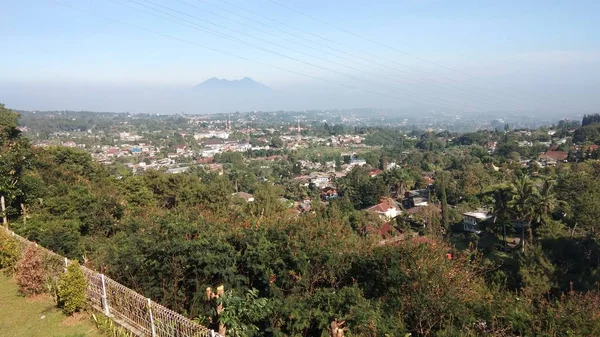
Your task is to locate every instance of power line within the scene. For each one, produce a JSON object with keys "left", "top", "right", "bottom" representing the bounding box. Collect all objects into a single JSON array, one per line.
[
  {"left": 266, "top": 0, "right": 593, "bottom": 113},
  {"left": 51, "top": 0, "right": 570, "bottom": 114},
  {"left": 138, "top": 0, "right": 567, "bottom": 114},
  {"left": 117, "top": 0, "right": 483, "bottom": 111},
  {"left": 214, "top": 0, "right": 538, "bottom": 111},
  {"left": 48, "top": 0, "right": 463, "bottom": 112},
  {"left": 159, "top": 0, "right": 523, "bottom": 111},
  {"left": 172, "top": 0, "right": 527, "bottom": 112}
]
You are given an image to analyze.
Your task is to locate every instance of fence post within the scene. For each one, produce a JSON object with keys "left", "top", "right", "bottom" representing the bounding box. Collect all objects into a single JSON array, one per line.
[
  {"left": 101, "top": 274, "right": 110, "bottom": 316},
  {"left": 64, "top": 257, "right": 68, "bottom": 273},
  {"left": 147, "top": 298, "right": 156, "bottom": 337}
]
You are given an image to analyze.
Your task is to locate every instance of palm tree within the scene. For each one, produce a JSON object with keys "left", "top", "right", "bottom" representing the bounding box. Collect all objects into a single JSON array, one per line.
[
  {"left": 511, "top": 175, "right": 540, "bottom": 252},
  {"left": 384, "top": 168, "right": 412, "bottom": 198},
  {"left": 510, "top": 175, "right": 537, "bottom": 223},
  {"left": 485, "top": 184, "right": 516, "bottom": 250},
  {"left": 386, "top": 176, "right": 406, "bottom": 198},
  {"left": 531, "top": 179, "right": 566, "bottom": 225}
]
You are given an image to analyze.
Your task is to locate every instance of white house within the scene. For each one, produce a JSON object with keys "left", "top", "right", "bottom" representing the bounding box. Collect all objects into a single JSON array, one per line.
[
  {"left": 385, "top": 162, "right": 398, "bottom": 171},
  {"left": 350, "top": 158, "right": 367, "bottom": 167},
  {"left": 310, "top": 175, "right": 330, "bottom": 189},
  {"left": 194, "top": 131, "right": 230, "bottom": 140},
  {"left": 165, "top": 166, "right": 190, "bottom": 174},
  {"left": 463, "top": 210, "right": 492, "bottom": 234},
  {"left": 233, "top": 192, "right": 254, "bottom": 202}
]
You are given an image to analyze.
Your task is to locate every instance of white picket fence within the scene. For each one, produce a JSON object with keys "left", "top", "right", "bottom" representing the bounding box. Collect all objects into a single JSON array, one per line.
[{"left": 3, "top": 227, "right": 222, "bottom": 337}]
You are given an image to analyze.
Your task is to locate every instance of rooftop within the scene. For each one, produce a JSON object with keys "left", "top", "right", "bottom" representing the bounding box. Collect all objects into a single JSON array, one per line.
[{"left": 463, "top": 211, "right": 491, "bottom": 220}]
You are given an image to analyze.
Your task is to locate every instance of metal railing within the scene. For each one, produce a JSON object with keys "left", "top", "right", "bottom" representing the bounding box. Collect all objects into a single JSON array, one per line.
[{"left": 3, "top": 227, "right": 221, "bottom": 337}]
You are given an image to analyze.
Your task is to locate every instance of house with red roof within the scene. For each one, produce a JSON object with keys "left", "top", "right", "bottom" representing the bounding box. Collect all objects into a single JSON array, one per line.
[
  {"left": 365, "top": 198, "right": 401, "bottom": 220},
  {"left": 106, "top": 147, "right": 119, "bottom": 157},
  {"left": 539, "top": 151, "right": 568, "bottom": 165},
  {"left": 422, "top": 173, "right": 435, "bottom": 186},
  {"left": 320, "top": 187, "right": 339, "bottom": 201},
  {"left": 197, "top": 157, "right": 214, "bottom": 164},
  {"left": 174, "top": 144, "right": 187, "bottom": 154},
  {"left": 369, "top": 169, "right": 383, "bottom": 177}
]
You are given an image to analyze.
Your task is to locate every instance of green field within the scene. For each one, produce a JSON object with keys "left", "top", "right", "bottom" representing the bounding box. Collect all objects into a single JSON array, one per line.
[{"left": 0, "top": 274, "right": 103, "bottom": 337}]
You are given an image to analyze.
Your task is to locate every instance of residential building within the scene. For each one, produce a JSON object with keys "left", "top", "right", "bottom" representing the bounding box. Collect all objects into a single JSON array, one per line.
[
  {"left": 385, "top": 162, "right": 398, "bottom": 171},
  {"left": 203, "top": 138, "right": 225, "bottom": 149},
  {"left": 365, "top": 199, "right": 401, "bottom": 220},
  {"left": 175, "top": 145, "right": 187, "bottom": 154},
  {"left": 233, "top": 192, "right": 254, "bottom": 202},
  {"left": 539, "top": 151, "right": 568, "bottom": 163},
  {"left": 349, "top": 158, "right": 367, "bottom": 167},
  {"left": 165, "top": 167, "right": 190, "bottom": 174},
  {"left": 462, "top": 210, "right": 492, "bottom": 234},
  {"left": 320, "top": 187, "right": 339, "bottom": 201},
  {"left": 369, "top": 169, "right": 383, "bottom": 177}
]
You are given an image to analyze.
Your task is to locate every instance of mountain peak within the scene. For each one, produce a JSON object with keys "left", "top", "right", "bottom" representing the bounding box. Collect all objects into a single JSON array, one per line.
[{"left": 194, "top": 77, "right": 269, "bottom": 90}]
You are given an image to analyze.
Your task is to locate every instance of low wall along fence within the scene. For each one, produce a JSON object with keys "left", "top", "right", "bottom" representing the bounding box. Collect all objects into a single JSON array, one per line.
[{"left": 3, "top": 227, "right": 222, "bottom": 337}]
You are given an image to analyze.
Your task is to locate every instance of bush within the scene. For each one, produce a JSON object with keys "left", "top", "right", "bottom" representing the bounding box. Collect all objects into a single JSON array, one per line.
[
  {"left": 0, "top": 230, "right": 21, "bottom": 274},
  {"left": 15, "top": 244, "right": 45, "bottom": 296},
  {"left": 58, "top": 261, "right": 87, "bottom": 315}
]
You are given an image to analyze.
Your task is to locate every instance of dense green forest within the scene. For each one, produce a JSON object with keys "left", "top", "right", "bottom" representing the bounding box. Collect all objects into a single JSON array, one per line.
[{"left": 2, "top": 103, "right": 600, "bottom": 336}]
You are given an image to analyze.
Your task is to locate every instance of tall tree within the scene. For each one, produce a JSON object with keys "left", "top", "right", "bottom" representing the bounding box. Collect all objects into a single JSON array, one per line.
[
  {"left": 531, "top": 179, "right": 564, "bottom": 225},
  {"left": 439, "top": 172, "right": 450, "bottom": 233},
  {"left": 0, "top": 104, "right": 33, "bottom": 220},
  {"left": 384, "top": 168, "right": 413, "bottom": 198},
  {"left": 485, "top": 184, "right": 516, "bottom": 249},
  {"left": 510, "top": 175, "right": 537, "bottom": 223}
]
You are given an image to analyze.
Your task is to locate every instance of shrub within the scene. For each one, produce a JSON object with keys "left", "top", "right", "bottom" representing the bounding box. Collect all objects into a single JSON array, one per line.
[
  {"left": 0, "top": 230, "right": 21, "bottom": 274},
  {"left": 15, "top": 244, "right": 46, "bottom": 296},
  {"left": 58, "top": 261, "right": 87, "bottom": 315}
]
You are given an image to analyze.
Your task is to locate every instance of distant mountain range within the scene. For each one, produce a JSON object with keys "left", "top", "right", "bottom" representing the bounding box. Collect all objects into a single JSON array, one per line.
[{"left": 194, "top": 77, "right": 270, "bottom": 91}]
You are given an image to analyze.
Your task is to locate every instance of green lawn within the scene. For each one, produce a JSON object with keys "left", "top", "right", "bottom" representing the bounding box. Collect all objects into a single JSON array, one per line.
[{"left": 0, "top": 273, "right": 103, "bottom": 337}]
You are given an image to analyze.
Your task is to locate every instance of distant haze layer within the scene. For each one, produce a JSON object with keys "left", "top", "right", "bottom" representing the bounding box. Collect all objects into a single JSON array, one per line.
[{"left": 2, "top": 53, "right": 600, "bottom": 116}]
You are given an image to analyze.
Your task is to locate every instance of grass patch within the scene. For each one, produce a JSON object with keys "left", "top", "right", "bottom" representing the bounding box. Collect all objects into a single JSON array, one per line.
[{"left": 0, "top": 273, "right": 103, "bottom": 337}]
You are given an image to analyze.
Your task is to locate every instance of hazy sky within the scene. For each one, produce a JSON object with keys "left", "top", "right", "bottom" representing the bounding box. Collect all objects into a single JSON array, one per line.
[{"left": 1, "top": 0, "right": 599, "bottom": 114}]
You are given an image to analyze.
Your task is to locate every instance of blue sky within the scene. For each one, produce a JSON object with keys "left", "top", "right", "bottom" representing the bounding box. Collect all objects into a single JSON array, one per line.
[{"left": 1, "top": 0, "right": 599, "bottom": 113}]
